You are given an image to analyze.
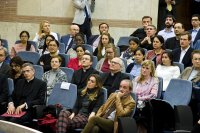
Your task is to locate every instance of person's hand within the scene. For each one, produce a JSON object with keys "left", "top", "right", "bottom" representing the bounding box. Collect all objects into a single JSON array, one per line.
[
  {"left": 69, "top": 113, "right": 75, "bottom": 119},
  {"left": 88, "top": 112, "right": 95, "bottom": 120},
  {"left": 15, "top": 103, "right": 25, "bottom": 115},
  {"left": 7, "top": 103, "right": 15, "bottom": 115},
  {"left": 116, "top": 91, "right": 124, "bottom": 98},
  {"left": 39, "top": 33, "right": 46, "bottom": 40},
  {"left": 40, "top": 61, "right": 44, "bottom": 66}
]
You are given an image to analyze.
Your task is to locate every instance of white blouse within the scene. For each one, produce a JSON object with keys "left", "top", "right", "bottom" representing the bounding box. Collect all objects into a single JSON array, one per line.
[{"left": 156, "top": 65, "right": 180, "bottom": 91}]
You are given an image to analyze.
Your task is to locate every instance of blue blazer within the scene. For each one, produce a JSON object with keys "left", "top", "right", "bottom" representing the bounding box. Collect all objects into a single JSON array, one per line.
[
  {"left": 188, "top": 29, "right": 200, "bottom": 45},
  {"left": 194, "top": 40, "right": 200, "bottom": 50},
  {"left": 60, "top": 34, "right": 71, "bottom": 49}
]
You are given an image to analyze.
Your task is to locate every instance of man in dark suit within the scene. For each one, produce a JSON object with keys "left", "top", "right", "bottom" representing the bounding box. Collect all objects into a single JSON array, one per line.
[
  {"left": 71, "top": 53, "right": 99, "bottom": 91},
  {"left": 172, "top": 31, "right": 194, "bottom": 68},
  {"left": 88, "top": 23, "right": 114, "bottom": 51},
  {"left": 0, "top": 47, "right": 10, "bottom": 76},
  {"left": 188, "top": 14, "right": 200, "bottom": 45},
  {"left": 0, "top": 74, "right": 8, "bottom": 115},
  {"left": 165, "top": 22, "right": 185, "bottom": 50},
  {"left": 0, "top": 63, "right": 47, "bottom": 124},
  {"left": 130, "top": 16, "right": 152, "bottom": 40},
  {"left": 101, "top": 57, "right": 129, "bottom": 96},
  {"left": 60, "top": 24, "right": 80, "bottom": 53}
]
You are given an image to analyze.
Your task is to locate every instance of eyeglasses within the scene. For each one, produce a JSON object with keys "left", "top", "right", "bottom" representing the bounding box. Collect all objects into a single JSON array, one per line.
[
  {"left": 22, "top": 69, "right": 32, "bottom": 74},
  {"left": 110, "top": 61, "right": 120, "bottom": 65}
]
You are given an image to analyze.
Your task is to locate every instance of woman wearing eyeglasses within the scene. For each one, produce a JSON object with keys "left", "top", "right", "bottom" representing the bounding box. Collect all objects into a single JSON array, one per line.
[{"left": 96, "top": 44, "right": 125, "bottom": 73}]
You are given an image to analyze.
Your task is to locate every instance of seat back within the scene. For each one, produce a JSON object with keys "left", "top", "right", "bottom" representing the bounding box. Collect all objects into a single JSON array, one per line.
[
  {"left": 1, "top": 39, "right": 9, "bottom": 50},
  {"left": 59, "top": 42, "right": 65, "bottom": 53},
  {"left": 118, "top": 117, "right": 137, "bottom": 133},
  {"left": 102, "top": 87, "right": 108, "bottom": 103},
  {"left": 15, "top": 40, "right": 38, "bottom": 52},
  {"left": 92, "top": 56, "right": 98, "bottom": 68},
  {"left": 124, "top": 72, "right": 134, "bottom": 80},
  {"left": 7, "top": 78, "right": 14, "bottom": 96},
  {"left": 33, "top": 65, "right": 44, "bottom": 80},
  {"left": 157, "top": 77, "right": 163, "bottom": 99},
  {"left": 17, "top": 51, "right": 40, "bottom": 64},
  {"left": 83, "top": 44, "right": 93, "bottom": 54},
  {"left": 173, "top": 62, "right": 184, "bottom": 73},
  {"left": 131, "top": 92, "right": 137, "bottom": 117},
  {"left": 60, "top": 67, "right": 74, "bottom": 83},
  {"left": 117, "top": 36, "right": 139, "bottom": 47},
  {"left": 163, "top": 79, "right": 192, "bottom": 107},
  {"left": 48, "top": 82, "right": 77, "bottom": 109},
  {"left": 59, "top": 53, "right": 70, "bottom": 66},
  {"left": 56, "top": 32, "right": 61, "bottom": 42}
]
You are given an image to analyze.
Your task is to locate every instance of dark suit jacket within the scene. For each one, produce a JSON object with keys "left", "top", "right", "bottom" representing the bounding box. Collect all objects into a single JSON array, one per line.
[
  {"left": 165, "top": 36, "right": 180, "bottom": 50},
  {"left": 71, "top": 67, "right": 99, "bottom": 90},
  {"left": 188, "top": 29, "right": 200, "bottom": 45},
  {"left": 101, "top": 72, "right": 129, "bottom": 96},
  {"left": 130, "top": 28, "right": 146, "bottom": 40},
  {"left": 0, "top": 74, "right": 8, "bottom": 105},
  {"left": 172, "top": 47, "right": 193, "bottom": 68},
  {"left": 88, "top": 35, "right": 114, "bottom": 46},
  {"left": 0, "top": 62, "right": 10, "bottom": 77},
  {"left": 9, "top": 78, "right": 47, "bottom": 109}
]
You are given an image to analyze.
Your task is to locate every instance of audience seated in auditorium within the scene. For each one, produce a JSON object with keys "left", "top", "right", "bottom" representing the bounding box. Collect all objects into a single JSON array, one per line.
[
  {"left": 71, "top": 53, "right": 99, "bottom": 92},
  {"left": 120, "top": 37, "right": 139, "bottom": 64},
  {"left": 88, "top": 23, "right": 114, "bottom": 51},
  {"left": 93, "top": 33, "right": 112, "bottom": 61},
  {"left": 67, "top": 32, "right": 87, "bottom": 59},
  {"left": 0, "top": 46, "right": 10, "bottom": 76},
  {"left": 126, "top": 48, "right": 145, "bottom": 77},
  {"left": 165, "top": 22, "right": 185, "bottom": 50},
  {"left": 101, "top": 57, "right": 129, "bottom": 96},
  {"left": 33, "top": 20, "right": 58, "bottom": 49},
  {"left": 158, "top": 15, "right": 175, "bottom": 41},
  {"left": 39, "top": 34, "right": 55, "bottom": 55},
  {"left": 0, "top": 74, "right": 8, "bottom": 115},
  {"left": 188, "top": 14, "right": 200, "bottom": 45},
  {"left": 9, "top": 56, "right": 24, "bottom": 85},
  {"left": 60, "top": 24, "right": 80, "bottom": 53},
  {"left": 67, "top": 45, "right": 85, "bottom": 70},
  {"left": 172, "top": 31, "right": 194, "bottom": 68},
  {"left": 156, "top": 51, "right": 180, "bottom": 91},
  {"left": 42, "top": 55, "right": 68, "bottom": 97},
  {"left": 38, "top": 40, "right": 65, "bottom": 72},
  {"left": 0, "top": 63, "right": 46, "bottom": 125},
  {"left": 132, "top": 60, "right": 159, "bottom": 101},
  {"left": 140, "top": 25, "right": 157, "bottom": 50},
  {"left": 56, "top": 74, "right": 104, "bottom": 133},
  {"left": 96, "top": 44, "right": 125, "bottom": 73},
  {"left": 10, "top": 31, "right": 36, "bottom": 58},
  {"left": 146, "top": 35, "right": 165, "bottom": 66},
  {"left": 82, "top": 79, "right": 135, "bottom": 133},
  {"left": 130, "top": 16, "right": 152, "bottom": 40}
]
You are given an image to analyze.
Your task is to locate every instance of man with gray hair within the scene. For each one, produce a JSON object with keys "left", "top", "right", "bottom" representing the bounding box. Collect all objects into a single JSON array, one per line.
[
  {"left": 0, "top": 63, "right": 47, "bottom": 124},
  {"left": 0, "top": 46, "right": 10, "bottom": 76},
  {"left": 101, "top": 57, "right": 130, "bottom": 96}
]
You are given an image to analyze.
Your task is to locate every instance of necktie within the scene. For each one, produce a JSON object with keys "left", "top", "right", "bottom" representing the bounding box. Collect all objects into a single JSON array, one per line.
[
  {"left": 66, "top": 38, "right": 73, "bottom": 53},
  {"left": 84, "top": 6, "right": 89, "bottom": 18}
]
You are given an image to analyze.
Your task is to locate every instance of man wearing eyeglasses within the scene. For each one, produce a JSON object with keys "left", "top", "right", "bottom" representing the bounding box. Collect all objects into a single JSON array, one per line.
[
  {"left": 0, "top": 47, "right": 10, "bottom": 76},
  {"left": 0, "top": 63, "right": 47, "bottom": 124},
  {"left": 140, "top": 25, "right": 157, "bottom": 50},
  {"left": 101, "top": 57, "right": 129, "bottom": 96}
]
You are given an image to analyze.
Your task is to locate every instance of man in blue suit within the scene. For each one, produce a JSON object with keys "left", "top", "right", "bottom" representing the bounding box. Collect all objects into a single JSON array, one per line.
[
  {"left": 60, "top": 24, "right": 80, "bottom": 53},
  {"left": 188, "top": 14, "right": 200, "bottom": 45}
]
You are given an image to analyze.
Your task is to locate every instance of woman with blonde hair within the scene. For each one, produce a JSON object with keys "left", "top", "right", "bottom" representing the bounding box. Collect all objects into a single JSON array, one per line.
[
  {"left": 56, "top": 74, "right": 104, "bottom": 133},
  {"left": 33, "top": 20, "right": 58, "bottom": 49},
  {"left": 94, "top": 32, "right": 112, "bottom": 60},
  {"left": 132, "top": 60, "right": 159, "bottom": 101}
]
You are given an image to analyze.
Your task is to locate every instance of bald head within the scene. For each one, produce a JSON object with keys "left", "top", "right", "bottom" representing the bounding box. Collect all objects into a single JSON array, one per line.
[{"left": 70, "top": 24, "right": 80, "bottom": 37}]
